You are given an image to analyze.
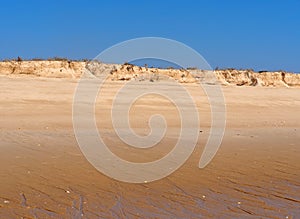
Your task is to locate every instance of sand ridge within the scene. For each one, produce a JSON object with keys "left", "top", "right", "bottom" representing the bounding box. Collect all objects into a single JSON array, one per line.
[{"left": 1, "top": 60, "right": 300, "bottom": 87}]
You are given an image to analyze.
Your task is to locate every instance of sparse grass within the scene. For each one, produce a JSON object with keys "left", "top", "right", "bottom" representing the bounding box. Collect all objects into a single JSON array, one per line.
[
  {"left": 0, "top": 57, "right": 90, "bottom": 62},
  {"left": 47, "top": 57, "right": 69, "bottom": 61},
  {"left": 187, "top": 67, "right": 197, "bottom": 70},
  {"left": 215, "top": 67, "right": 254, "bottom": 72}
]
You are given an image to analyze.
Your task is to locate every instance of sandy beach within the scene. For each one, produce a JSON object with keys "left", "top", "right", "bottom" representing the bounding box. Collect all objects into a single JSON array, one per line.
[
  {"left": 2, "top": 0, "right": 300, "bottom": 217},
  {"left": 0, "top": 75, "right": 299, "bottom": 218}
]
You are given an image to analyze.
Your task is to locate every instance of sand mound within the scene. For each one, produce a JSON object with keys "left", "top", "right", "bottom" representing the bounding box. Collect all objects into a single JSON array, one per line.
[
  {"left": 84, "top": 62, "right": 196, "bottom": 82},
  {"left": 214, "top": 69, "right": 300, "bottom": 87},
  {"left": 0, "top": 60, "right": 85, "bottom": 78}
]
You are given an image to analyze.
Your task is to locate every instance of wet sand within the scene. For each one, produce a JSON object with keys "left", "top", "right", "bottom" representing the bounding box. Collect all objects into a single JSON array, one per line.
[{"left": 0, "top": 76, "right": 300, "bottom": 218}]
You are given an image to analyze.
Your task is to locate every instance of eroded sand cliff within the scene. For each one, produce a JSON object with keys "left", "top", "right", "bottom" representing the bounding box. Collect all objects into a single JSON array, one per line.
[
  {"left": 0, "top": 60, "right": 85, "bottom": 78},
  {"left": 1, "top": 60, "right": 299, "bottom": 87}
]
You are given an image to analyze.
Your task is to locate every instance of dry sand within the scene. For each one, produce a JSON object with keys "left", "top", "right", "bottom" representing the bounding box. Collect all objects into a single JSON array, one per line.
[{"left": 0, "top": 75, "right": 299, "bottom": 218}]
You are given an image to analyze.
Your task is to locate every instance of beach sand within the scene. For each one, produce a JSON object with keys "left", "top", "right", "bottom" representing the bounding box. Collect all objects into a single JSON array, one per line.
[{"left": 0, "top": 76, "right": 299, "bottom": 218}]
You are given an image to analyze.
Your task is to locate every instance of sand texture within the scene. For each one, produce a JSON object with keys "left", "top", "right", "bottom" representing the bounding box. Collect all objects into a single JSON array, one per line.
[{"left": 0, "top": 69, "right": 300, "bottom": 218}]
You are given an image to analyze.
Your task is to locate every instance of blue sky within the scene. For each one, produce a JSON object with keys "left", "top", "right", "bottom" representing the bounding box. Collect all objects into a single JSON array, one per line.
[{"left": 1, "top": 0, "right": 299, "bottom": 72}]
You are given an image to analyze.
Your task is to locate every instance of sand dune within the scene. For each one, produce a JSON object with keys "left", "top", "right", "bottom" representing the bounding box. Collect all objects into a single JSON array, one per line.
[{"left": 1, "top": 60, "right": 299, "bottom": 87}]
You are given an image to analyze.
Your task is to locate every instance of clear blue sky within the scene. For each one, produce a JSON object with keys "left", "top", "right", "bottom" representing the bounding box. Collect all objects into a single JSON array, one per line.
[{"left": 1, "top": 0, "right": 299, "bottom": 72}]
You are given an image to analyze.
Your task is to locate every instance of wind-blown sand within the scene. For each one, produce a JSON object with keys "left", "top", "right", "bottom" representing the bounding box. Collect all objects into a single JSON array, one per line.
[{"left": 0, "top": 71, "right": 300, "bottom": 218}]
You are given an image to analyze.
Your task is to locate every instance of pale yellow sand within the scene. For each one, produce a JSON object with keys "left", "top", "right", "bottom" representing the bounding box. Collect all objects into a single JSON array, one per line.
[{"left": 0, "top": 76, "right": 299, "bottom": 218}]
